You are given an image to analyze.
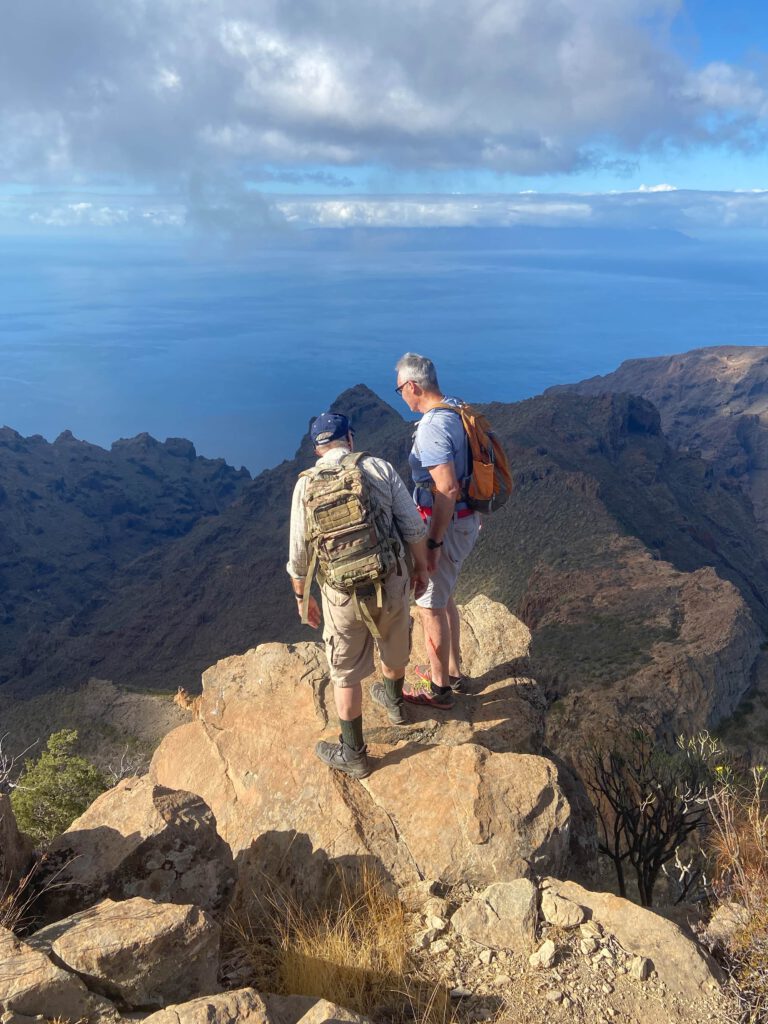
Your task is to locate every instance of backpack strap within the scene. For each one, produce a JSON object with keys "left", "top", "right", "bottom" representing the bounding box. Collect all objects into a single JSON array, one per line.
[
  {"left": 300, "top": 548, "right": 318, "bottom": 626},
  {"left": 422, "top": 402, "right": 472, "bottom": 497}
]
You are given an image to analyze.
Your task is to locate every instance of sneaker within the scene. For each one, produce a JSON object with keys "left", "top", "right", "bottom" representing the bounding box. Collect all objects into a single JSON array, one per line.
[
  {"left": 449, "top": 674, "right": 468, "bottom": 694},
  {"left": 370, "top": 682, "right": 408, "bottom": 725},
  {"left": 402, "top": 679, "right": 456, "bottom": 710},
  {"left": 414, "top": 664, "right": 466, "bottom": 698},
  {"left": 315, "top": 737, "right": 371, "bottom": 779}
]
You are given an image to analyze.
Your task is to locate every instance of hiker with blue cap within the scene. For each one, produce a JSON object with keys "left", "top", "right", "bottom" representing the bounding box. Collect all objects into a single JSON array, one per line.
[{"left": 287, "top": 411, "right": 429, "bottom": 778}]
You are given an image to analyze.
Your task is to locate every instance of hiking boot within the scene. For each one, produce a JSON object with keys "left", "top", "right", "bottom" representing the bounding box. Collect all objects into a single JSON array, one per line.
[
  {"left": 402, "top": 679, "right": 456, "bottom": 710},
  {"left": 315, "top": 736, "right": 371, "bottom": 779},
  {"left": 370, "top": 682, "right": 408, "bottom": 725}
]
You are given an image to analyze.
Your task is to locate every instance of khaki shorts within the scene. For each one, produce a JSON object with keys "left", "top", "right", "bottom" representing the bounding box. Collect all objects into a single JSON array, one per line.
[
  {"left": 321, "top": 569, "right": 412, "bottom": 688},
  {"left": 416, "top": 513, "right": 480, "bottom": 610}
]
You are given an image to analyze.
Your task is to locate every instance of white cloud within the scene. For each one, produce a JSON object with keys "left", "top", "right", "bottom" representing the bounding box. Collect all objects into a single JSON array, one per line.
[{"left": 0, "top": 0, "right": 766, "bottom": 186}]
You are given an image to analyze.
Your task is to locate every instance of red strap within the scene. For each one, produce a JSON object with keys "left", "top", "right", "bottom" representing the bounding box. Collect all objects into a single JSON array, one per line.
[{"left": 417, "top": 505, "right": 474, "bottom": 520}]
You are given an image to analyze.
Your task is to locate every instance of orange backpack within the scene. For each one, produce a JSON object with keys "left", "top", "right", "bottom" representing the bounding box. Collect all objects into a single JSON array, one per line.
[{"left": 434, "top": 402, "right": 512, "bottom": 513}]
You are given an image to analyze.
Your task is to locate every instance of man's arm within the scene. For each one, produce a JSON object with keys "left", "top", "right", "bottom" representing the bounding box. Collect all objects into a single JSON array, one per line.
[
  {"left": 386, "top": 462, "right": 429, "bottom": 596},
  {"left": 427, "top": 461, "right": 461, "bottom": 543},
  {"left": 286, "top": 477, "right": 321, "bottom": 628}
]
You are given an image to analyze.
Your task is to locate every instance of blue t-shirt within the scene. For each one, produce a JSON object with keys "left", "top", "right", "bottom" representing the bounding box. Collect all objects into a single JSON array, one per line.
[{"left": 409, "top": 397, "right": 470, "bottom": 509}]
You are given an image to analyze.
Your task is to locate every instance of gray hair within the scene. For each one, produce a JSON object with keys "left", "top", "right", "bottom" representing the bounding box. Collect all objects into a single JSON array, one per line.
[{"left": 395, "top": 352, "right": 440, "bottom": 392}]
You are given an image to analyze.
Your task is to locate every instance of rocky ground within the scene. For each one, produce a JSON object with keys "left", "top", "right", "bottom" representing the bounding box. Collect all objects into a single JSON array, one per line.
[{"left": 408, "top": 905, "right": 724, "bottom": 1024}]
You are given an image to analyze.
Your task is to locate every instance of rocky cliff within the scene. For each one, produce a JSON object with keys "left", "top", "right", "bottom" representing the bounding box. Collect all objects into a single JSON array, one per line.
[
  {"left": 0, "top": 426, "right": 250, "bottom": 688},
  {"left": 551, "top": 345, "right": 768, "bottom": 525}
]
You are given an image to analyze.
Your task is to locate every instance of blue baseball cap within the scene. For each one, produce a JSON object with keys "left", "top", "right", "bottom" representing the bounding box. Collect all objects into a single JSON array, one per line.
[{"left": 310, "top": 412, "right": 352, "bottom": 446}]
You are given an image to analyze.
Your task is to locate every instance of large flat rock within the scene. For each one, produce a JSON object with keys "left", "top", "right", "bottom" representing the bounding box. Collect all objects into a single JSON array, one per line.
[{"left": 151, "top": 599, "right": 569, "bottom": 902}]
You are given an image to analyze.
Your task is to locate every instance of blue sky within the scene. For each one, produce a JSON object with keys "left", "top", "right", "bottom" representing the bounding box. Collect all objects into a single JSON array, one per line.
[{"left": 0, "top": 0, "right": 767, "bottom": 232}]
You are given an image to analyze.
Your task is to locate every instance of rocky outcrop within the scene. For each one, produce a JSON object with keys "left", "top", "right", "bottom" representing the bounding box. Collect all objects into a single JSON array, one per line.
[
  {"left": 555, "top": 345, "right": 768, "bottom": 524},
  {"left": 0, "top": 795, "right": 32, "bottom": 892},
  {"left": 544, "top": 563, "right": 763, "bottom": 753},
  {"left": 151, "top": 597, "right": 570, "bottom": 902},
  {"left": 541, "top": 878, "right": 721, "bottom": 1001},
  {"left": 38, "top": 777, "right": 234, "bottom": 923},
  {"left": 0, "top": 925, "right": 119, "bottom": 1021},
  {"left": 28, "top": 897, "right": 221, "bottom": 1009}
]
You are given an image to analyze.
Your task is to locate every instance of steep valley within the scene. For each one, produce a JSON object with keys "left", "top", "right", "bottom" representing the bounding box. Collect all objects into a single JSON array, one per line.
[{"left": 2, "top": 347, "right": 768, "bottom": 760}]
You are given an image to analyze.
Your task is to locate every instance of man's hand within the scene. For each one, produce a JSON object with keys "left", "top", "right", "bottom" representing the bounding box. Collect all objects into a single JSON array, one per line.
[
  {"left": 426, "top": 546, "right": 442, "bottom": 574},
  {"left": 411, "top": 569, "right": 429, "bottom": 600},
  {"left": 297, "top": 594, "right": 322, "bottom": 629}
]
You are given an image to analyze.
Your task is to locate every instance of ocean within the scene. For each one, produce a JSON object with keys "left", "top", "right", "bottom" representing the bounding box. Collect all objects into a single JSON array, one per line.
[{"left": 2, "top": 229, "right": 767, "bottom": 473}]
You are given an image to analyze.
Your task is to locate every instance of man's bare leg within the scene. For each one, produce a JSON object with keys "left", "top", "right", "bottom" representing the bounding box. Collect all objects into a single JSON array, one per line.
[
  {"left": 334, "top": 683, "right": 362, "bottom": 722},
  {"left": 446, "top": 596, "right": 462, "bottom": 679},
  {"left": 418, "top": 606, "right": 451, "bottom": 687},
  {"left": 381, "top": 661, "right": 407, "bottom": 680}
]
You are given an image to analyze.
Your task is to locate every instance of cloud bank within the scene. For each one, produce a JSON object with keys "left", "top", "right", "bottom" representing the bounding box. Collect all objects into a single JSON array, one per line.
[
  {"left": 1, "top": 0, "right": 767, "bottom": 185},
  {"left": 7, "top": 187, "right": 768, "bottom": 236}
]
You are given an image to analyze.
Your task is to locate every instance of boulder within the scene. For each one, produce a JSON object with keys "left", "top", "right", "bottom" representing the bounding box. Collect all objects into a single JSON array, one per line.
[
  {"left": 38, "top": 777, "right": 234, "bottom": 922},
  {"left": 451, "top": 880, "right": 538, "bottom": 951},
  {"left": 294, "top": 1000, "right": 369, "bottom": 1024},
  {"left": 0, "top": 795, "right": 32, "bottom": 892},
  {"left": 150, "top": 601, "right": 569, "bottom": 903},
  {"left": 28, "top": 897, "right": 220, "bottom": 1009},
  {"left": 142, "top": 988, "right": 272, "bottom": 1024},
  {"left": 542, "top": 878, "right": 721, "bottom": 1000},
  {"left": 540, "top": 889, "right": 586, "bottom": 929},
  {"left": 267, "top": 995, "right": 369, "bottom": 1024},
  {"left": 0, "top": 925, "right": 118, "bottom": 1021}
]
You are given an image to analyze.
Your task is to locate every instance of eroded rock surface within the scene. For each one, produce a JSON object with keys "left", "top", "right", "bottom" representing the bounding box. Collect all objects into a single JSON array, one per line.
[
  {"left": 38, "top": 777, "right": 234, "bottom": 923},
  {"left": 0, "top": 925, "right": 118, "bottom": 1021},
  {"left": 451, "top": 880, "right": 538, "bottom": 951},
  {"left": 28, "top": 897, "right": 220, "bottom": 1009},
  {"left": 142, "top": 988, "right": 272, "bottom": 1024}
]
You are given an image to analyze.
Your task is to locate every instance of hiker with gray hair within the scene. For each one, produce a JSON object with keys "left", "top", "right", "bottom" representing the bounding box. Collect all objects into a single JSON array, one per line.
[
  {"left": 287, "top": 412, "right": 428, "bottom": 778},
  {"left": 394, "top": 353, "right": 481, "bottom": 708}
]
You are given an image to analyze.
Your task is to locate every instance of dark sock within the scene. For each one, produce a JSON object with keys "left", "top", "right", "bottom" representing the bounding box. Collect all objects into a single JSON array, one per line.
[
  {"left": 384, "top": 676, "right": 404, "bottom": 702},
  {"left": 431, "top": 684, "right": 451, "bottom": 696},
  {"left": 340, "top": 715, "right": 365, "bottom": 750}
]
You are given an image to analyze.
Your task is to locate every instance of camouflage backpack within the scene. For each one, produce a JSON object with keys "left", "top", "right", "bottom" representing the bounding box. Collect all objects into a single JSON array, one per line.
[{"left": 300, "top": 452, "right": 401, "bottom": 636}]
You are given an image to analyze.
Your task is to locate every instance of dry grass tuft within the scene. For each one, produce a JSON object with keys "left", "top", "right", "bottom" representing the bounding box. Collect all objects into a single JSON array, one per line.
[
  {"left": 224, "top": 865, "right": 452, "bottom": 1024},
  {"left": 0, "top": 864, "right": 40, "bottom": 933},
  {"left": 704, "top": 765, "right": 768, "bottom": 1022}
]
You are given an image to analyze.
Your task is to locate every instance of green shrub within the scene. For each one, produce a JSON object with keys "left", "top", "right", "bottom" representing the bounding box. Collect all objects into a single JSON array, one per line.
[{"left": 11, "top": 729, "right": 108, "bottom": 847}]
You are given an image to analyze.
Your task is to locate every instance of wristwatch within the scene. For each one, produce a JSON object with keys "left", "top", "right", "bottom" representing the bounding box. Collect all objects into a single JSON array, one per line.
[{"left": 426, "top": 538, "right": 444, "bottom": 550}]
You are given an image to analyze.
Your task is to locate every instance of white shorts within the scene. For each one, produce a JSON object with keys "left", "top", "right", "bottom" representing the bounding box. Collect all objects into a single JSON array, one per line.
[{"left": 416, "top": 513, "right": 480, "bottom": 610}]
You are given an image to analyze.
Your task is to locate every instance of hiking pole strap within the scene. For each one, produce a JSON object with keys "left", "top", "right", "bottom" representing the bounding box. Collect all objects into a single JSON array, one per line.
[
  {"left": 353, "top": 589, "right": 382, "bottom": 639},
  {"left": 301, "top": 550, "right": 318, "bottom": 625}
]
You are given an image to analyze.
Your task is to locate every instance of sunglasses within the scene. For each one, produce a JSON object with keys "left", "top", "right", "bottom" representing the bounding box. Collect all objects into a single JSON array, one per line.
[{"left": 395, "top": 380, "right": 414, "bottom": 395}]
